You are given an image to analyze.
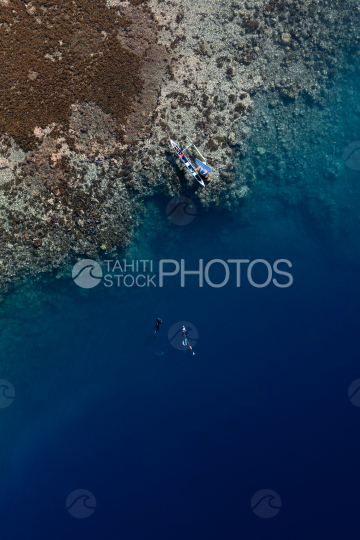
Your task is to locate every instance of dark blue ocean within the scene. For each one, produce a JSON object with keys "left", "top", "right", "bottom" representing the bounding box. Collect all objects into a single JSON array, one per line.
[{"left": 1, "top": 67, "right": 360, "bottom": 538}]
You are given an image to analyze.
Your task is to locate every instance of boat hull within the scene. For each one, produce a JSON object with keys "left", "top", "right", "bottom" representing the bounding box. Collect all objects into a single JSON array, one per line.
[{"left": 169, "top": 139, "right": 206, "bottom": 187}]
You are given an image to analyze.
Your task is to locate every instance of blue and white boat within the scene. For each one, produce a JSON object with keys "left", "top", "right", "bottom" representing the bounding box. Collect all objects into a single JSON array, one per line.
[{"left": 169, "top": 138, "right": 212, "bottom": 187}]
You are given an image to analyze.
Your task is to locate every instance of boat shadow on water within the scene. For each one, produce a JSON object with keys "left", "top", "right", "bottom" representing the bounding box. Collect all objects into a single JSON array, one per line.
[{"left": 164, "top": 150, "right": 187, "bottom": 183}]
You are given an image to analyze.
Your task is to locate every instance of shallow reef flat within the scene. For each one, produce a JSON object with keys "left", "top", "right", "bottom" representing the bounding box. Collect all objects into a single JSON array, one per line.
[{"left": 0, "top": 0, "right": 359, "bottom": 293}]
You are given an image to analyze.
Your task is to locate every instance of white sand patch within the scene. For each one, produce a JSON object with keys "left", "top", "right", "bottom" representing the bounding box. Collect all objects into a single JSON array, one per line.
[{"left": 33, "top": 123, "right": 57, "bottom": 138}]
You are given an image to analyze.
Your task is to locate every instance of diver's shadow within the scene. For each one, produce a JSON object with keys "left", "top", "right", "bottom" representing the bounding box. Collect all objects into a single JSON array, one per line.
[{"left": 141, "top": 329, "right": 168, "bottom": 356}]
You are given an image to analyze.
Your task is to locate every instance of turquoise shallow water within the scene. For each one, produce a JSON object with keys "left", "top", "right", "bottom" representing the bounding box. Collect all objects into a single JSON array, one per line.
[{"left": 1, "top": 62, "right": 360, "bottom": 539}]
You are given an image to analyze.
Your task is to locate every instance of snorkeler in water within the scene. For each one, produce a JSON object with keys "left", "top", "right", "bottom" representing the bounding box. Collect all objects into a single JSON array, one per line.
[
  {"left": 181, "top": 325, "right": 188, "bottom": 345},
  {"left": 182, "top": 325, "right": 195, "bottom": 355},
  {"left": 153, "top": 318, "right": 162, "bottom": 337}
]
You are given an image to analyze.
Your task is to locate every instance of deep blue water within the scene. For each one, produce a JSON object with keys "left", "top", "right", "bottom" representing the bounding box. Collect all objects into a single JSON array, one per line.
[{"left": 1, "top": 73, "right": 360, "bottom": 538}]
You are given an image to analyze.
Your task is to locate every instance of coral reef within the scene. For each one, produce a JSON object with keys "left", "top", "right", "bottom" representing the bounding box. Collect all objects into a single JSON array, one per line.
[{"left": 0, "top": 0, "right": 359, "bottom": 292}]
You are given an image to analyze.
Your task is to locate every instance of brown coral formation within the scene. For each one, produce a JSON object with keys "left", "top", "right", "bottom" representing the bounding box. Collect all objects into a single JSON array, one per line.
[
  {"left": 0, "top": 0, "right": 167, "bottom": 150},
  {"left": 116, "top": 0, "right": 170, "bottom": 142},
  {"left": 0, "top": 0, "right": 172, "bottom": 294}
]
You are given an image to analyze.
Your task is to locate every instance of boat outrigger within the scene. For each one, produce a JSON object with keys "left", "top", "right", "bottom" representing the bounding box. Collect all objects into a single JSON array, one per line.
[{"left": 169, "top": 136, "right": 212, "bottom": 187}]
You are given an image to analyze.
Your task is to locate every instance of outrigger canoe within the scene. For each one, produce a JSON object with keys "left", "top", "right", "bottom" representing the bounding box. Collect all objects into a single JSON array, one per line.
[{"left": 169, "top": 138, "right": 206, "bottom": 187}]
